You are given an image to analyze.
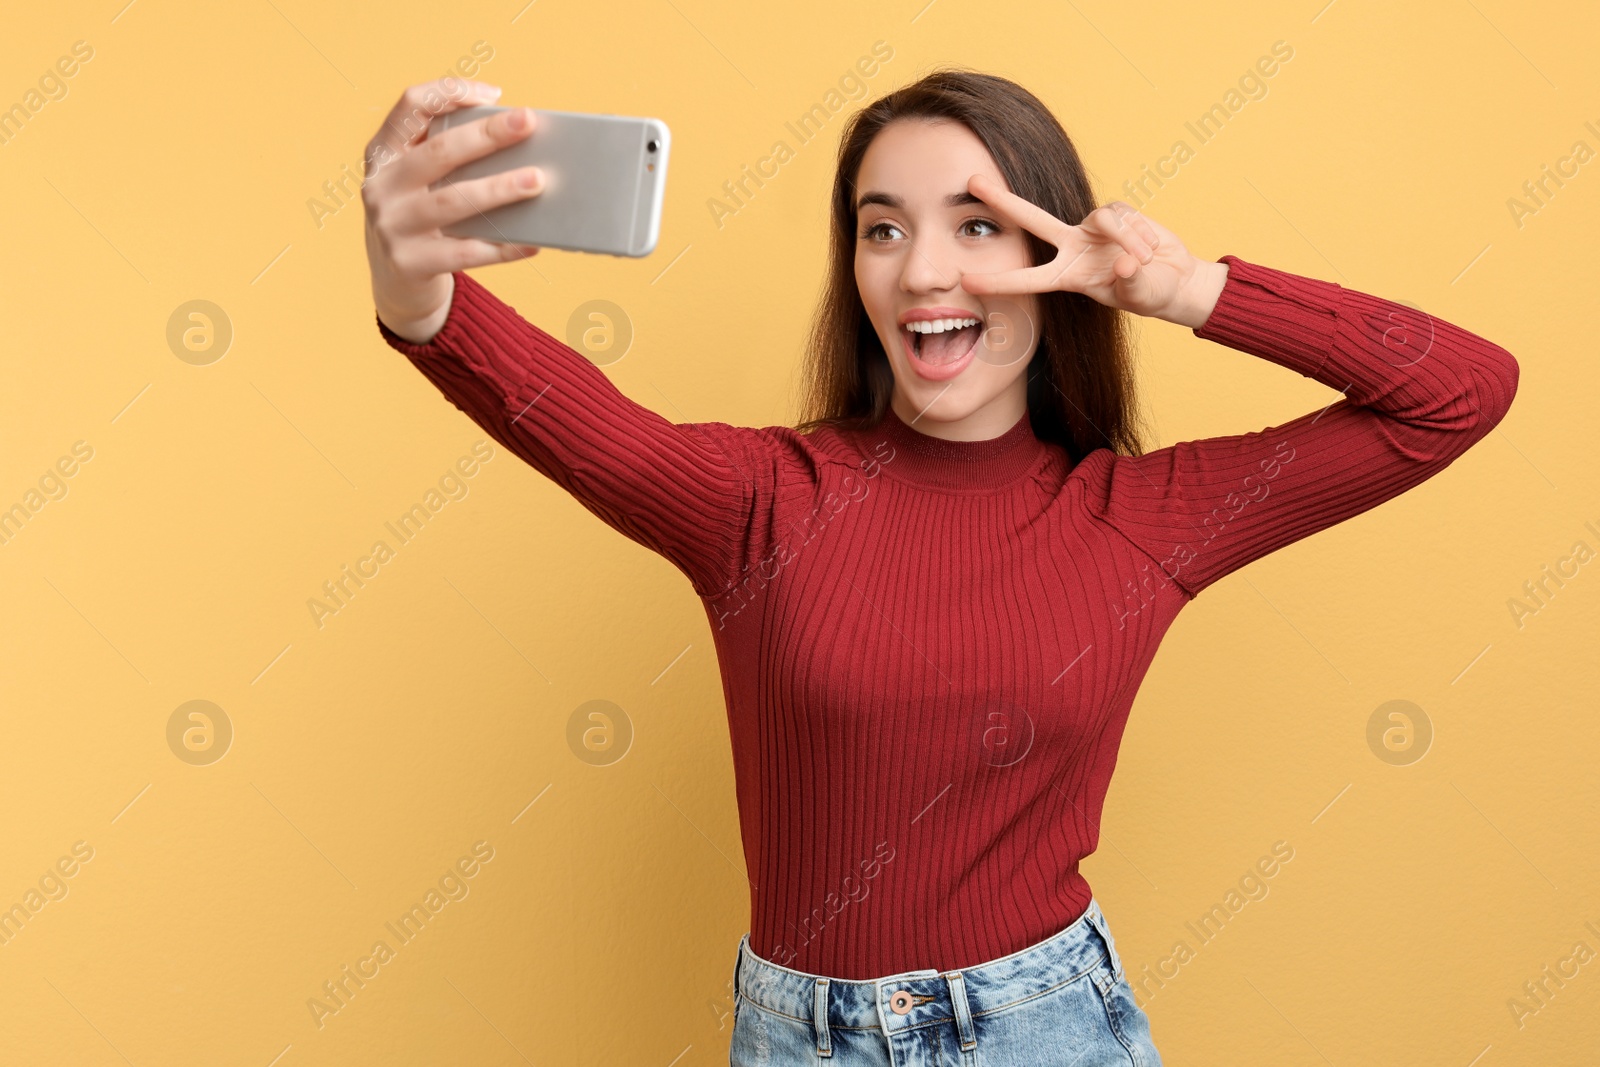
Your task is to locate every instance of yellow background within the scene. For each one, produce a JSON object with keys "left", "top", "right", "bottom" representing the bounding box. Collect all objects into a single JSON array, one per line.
[{"left": 2, "top": 1, "right": 1596, "bottom": 1064}]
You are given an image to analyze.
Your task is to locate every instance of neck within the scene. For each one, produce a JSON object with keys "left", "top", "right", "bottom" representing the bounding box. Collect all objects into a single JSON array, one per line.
[{"left": 889, "top": 392, "right": 1028, "bottom": 443}]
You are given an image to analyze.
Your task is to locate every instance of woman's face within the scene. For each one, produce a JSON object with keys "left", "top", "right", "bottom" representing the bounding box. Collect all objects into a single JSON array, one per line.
[{"left": 853, "top": 118, "right": 1041, "bottom": 440}]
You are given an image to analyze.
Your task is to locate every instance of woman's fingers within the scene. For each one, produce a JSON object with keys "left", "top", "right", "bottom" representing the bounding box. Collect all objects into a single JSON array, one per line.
[
  {"left": 967, "top": 173, "right": 1072, "bottom": 247},
  {"left": 402, "top": 161, "right": 545, "bottom": 235},
  {"left": 962, "top": 173, "right": 1090, "bottom": 295},
  {"left": 963, "top": 178, "right": 1171, "bottom": 296},
  {"left": 367, "top": 79, "right": 502, "bottom": 173},
  {"left": 1081, "top": 202, "right": 1157, "bottom": 266},
  {"left": 394, "top": 106, "right": 538, "bottom": 202},
  {"left": 1108, "top": 201, "right": 1161, "bottom": 251},
  {"left": 961, "top": 260, "right": 1075, "bottom": 296}
]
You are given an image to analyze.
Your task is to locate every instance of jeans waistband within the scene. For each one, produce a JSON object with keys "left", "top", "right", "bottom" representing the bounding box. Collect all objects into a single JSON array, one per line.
[{"left": 733, "top": 897, "right": 1124, "bottom": 1051}]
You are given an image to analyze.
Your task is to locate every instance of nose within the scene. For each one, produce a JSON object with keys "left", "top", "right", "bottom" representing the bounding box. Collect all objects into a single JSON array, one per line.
[{"left": 899, "top": 233, "right": 961, "bottom": 295}]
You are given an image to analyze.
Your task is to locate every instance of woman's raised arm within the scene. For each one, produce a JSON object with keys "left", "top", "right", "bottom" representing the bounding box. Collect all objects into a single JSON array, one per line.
[
  {"left": 956, "top": 177, "right": 1519, "bottom": 602},
  {"left": 364, "top": 80, "right": 778, "bottom": 599},
  {"left": 1088, "top": 254, "right": 1521, "bottom": 599}
]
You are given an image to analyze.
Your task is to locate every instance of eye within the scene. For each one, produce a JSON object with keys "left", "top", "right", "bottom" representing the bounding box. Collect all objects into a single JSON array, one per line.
[
  {"left": 860, "top": 220, "right": 902, "bottom": 241},
  {"left": 961, "top": 218, "right": 1000, "bottom": 237}
]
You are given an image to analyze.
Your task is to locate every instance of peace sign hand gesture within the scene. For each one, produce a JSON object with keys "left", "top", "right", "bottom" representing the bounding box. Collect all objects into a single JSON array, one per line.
[{"left": 960, "top": 174, "right": 1226, "bottom": 328}]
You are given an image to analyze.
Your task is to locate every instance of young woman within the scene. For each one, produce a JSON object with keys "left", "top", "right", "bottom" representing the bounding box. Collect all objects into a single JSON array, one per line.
[{"left": 364, "top": 70, "right": 1518, "bottom": 1066}]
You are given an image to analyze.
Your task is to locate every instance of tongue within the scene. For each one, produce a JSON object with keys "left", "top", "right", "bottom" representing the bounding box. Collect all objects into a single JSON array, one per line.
[{"left": 919, "top": 324, "right": 978, "bottom": 365}]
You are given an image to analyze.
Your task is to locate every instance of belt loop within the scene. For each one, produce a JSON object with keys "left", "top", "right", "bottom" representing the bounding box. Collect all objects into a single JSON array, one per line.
[
  {"left": 1087, "top": 901, "right": 1124, "bottom": 982},
  {"left": 813, "top": 977, "right": 832, "bottom": 1056},
  {"left": 944, "top": 970, "right": 977, "bottom": 1051}
]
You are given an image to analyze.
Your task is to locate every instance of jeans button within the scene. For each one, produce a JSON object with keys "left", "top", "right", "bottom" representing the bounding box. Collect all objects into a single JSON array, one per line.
[{"left": 889, "top": 989, "right": 913, "bottom": 1015}]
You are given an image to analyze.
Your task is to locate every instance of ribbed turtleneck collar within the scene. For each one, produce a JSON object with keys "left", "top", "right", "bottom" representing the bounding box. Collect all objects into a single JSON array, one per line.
[{"left": 856, "top": 405, "right": 1048, "bottom": 492}]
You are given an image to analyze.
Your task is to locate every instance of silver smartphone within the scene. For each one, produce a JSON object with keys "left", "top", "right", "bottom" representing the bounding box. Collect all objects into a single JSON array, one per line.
[{"left": 426, "top": 106, "right": 670, "bottom": 258}]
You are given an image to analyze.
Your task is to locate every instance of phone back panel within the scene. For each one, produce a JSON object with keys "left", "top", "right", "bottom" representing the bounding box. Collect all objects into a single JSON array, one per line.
[{"left": 429, "top": 106, "right": 669, "bottom": 257}]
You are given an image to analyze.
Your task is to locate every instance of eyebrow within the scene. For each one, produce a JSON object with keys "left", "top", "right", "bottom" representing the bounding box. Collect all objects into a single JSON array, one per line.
[{"left": 855, "top": 190, "right": 984, "bottom": 212}]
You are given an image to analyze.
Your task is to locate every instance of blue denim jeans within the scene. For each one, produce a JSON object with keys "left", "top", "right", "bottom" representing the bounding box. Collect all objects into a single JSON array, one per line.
[{"left": 729, "top": 897, "right": 1162, "bottom": 1066}]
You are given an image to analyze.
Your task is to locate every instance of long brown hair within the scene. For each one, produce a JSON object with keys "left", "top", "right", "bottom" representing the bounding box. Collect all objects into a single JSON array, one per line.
[{"left": 794, "top": 67, "right": 1147, "bottom": 462}]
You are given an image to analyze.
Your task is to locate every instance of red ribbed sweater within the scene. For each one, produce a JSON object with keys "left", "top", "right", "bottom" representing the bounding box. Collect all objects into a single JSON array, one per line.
[{"left": 377, "top": 254, "right": 1518, "bottom": 979}]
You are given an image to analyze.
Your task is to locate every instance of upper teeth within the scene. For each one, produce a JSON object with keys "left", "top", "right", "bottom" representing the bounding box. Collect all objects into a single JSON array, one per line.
[{"left": 906, "top": 317, "right": 979, "bottom": 334}]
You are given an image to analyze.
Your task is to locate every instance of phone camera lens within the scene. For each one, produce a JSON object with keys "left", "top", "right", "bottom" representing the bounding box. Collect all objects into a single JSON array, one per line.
[{"left": 646, "top": 139, "right": 659, "bottom": 153}]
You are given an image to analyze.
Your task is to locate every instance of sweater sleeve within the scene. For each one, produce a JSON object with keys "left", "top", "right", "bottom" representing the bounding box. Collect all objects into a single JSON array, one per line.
[
  {"left": 375, "top": 270, "right": 775, "bottom": 600},
  {"left": 1093, "top": 253, "right": 1520, "bottom": 599}
]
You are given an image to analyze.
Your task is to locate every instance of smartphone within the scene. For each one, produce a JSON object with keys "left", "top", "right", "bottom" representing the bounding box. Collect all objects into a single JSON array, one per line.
[{"left": 426, "top": 106, "right": 670, "bottom": 258}]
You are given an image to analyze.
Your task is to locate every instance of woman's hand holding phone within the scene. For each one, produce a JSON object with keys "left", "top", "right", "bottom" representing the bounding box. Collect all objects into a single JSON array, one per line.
[{"left": 364, "top": 79, "right": 544, "bottom": 344}]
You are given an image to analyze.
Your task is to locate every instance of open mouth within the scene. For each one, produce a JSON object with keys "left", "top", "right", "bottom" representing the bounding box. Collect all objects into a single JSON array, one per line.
[{"left": 902, "top": 317, "right": 982, "bottom": 378}]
